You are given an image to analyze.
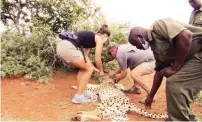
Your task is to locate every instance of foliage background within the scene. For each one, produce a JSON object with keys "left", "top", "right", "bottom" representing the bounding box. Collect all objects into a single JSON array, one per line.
[{"left": 1, "top": 0, "right": 130, "bottom": 82}]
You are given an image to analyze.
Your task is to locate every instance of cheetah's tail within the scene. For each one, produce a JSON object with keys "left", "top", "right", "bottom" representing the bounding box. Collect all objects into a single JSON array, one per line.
[{"left": 129, "top": 103, "right": 168, "bottom": 119}]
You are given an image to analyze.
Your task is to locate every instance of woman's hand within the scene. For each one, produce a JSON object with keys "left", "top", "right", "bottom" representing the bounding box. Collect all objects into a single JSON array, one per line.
[{"left": 93, "top": 67, "right": 100, "bottom": 73}]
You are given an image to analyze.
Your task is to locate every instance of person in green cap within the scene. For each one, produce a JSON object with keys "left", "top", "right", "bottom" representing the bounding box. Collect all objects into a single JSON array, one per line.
[{"left": 128, "top": 17, "right": 202, "bottom": 121}]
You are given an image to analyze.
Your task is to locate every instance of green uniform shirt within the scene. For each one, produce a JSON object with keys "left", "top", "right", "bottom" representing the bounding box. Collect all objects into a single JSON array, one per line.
[
  {"left": 189, "top": 7, "right": 202, "bottom": 27},
  {"left": 148, "top": 18, "right": 202, "bottom": 71}
]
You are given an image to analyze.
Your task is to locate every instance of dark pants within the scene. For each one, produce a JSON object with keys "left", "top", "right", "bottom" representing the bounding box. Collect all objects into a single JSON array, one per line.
[{"left": 166, "top": 52, "right": 202, "bottom": 121}]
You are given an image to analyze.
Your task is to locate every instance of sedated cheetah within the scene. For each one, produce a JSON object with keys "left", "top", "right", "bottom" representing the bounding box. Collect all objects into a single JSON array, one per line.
[{"left": 71, "top": 76, "right": 168, "bottom": 121}]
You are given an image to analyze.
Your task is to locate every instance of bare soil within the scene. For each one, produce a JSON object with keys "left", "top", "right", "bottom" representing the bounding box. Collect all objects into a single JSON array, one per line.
[{"left": 1, "top": 70, "right": 202, "bottom": 121}]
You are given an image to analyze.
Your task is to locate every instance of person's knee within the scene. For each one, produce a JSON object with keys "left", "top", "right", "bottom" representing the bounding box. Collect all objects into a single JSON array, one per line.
[
  {"left": 86, "top": 65, "right": 94, "bottom": 73},
  {"left": 130, "top": 71, "right": 142, "bottom": 80},
  {"left": 166, "top": 75, "right": 177, "bottom": 87},
  {"left": 81, "top": 62, "right": 94, "bottom": 72}
]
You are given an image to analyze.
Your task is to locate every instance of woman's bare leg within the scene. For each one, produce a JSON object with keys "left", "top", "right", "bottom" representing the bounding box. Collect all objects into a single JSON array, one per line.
[
  {"left": 69, "top": 60, "right": 94, "bottom": 95},
  {"left": 76, "top": 69, "right": 93, "bottom": 95}
]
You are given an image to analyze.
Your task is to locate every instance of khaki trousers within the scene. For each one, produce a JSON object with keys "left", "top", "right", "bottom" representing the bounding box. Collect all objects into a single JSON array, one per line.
[
  {"left": 56, "top": 40, "right": 83, "bottom": 63},
  {"left": 119, "top": 61, "right": 155, "bottom": 90},
  {"left": 166, "top": 52, "right": 202, "bottom": 121}
]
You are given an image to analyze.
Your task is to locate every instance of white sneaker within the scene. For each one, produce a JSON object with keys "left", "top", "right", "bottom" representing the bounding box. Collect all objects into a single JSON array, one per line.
[{"left": 71, "top": 94, "right": 92, "bottom": 104}]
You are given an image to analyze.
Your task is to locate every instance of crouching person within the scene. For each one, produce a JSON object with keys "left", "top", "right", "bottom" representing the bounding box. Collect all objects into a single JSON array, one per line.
[{"left": 107, "top": 43, "right": 157, "bottom": 100}]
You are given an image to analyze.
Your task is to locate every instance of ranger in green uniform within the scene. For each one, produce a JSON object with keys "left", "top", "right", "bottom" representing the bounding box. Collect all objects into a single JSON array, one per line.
[
  {"left": 188, "top": 0, "right": 202, "bottom": 27},
  {"left": 128, "top": 17, "right": 202, "bottom": 121}
]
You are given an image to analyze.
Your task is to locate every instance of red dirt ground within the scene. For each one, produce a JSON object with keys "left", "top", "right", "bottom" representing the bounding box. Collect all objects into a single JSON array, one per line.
[{"left": 1, "top": 70, "right": 202, "bottom": 121}]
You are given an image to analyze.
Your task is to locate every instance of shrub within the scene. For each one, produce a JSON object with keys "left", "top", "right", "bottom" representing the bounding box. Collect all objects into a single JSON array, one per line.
[
  {"left": 1, "top": 25, "right": 58, "bottom": 82},
  {"left": 194, "top": 90, "right": 202, "bottom": 104},
  {"left": 1, "top": 20, "right": 130, "bottom": 82}
]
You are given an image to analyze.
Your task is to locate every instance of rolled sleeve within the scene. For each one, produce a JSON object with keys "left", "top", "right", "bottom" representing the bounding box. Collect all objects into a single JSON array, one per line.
[{"left": 152, "top": 18, "right": 187, "bottom": 41}]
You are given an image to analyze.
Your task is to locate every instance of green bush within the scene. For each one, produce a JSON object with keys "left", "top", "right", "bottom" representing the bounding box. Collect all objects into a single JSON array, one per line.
[
  {"left": 1, "top": 25, "right": 59, "bottom": 82},
  {"left": 1, "top": 0, "right": 131, "bottom": 83},
  {"left": 194, "top": 90, "right": 202, "bottom": 104},
  {"left": 1, "top": 19, "right": 130, "bottom": 82}
]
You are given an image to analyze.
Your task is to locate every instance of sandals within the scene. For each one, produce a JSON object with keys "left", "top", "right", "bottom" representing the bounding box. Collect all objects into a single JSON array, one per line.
[{"left": 124, "top": 86, "right": 141, "bottom": 94}]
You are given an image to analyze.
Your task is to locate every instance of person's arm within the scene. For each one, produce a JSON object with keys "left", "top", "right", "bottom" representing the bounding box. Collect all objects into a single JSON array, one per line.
[
  {"left": 110, "top": 68, "right": 121, "bottom": 77},
  {"left": 115, "top": 69, "right": 127, "bottom": 81},
  {"left": 148, "top": 71, "right": 163, "bottom": 98},
  {"left": 114, "top": 50, "right": 128, "bottom": 81},
  {"left": 172, "top": 30, "right": 192, "bottom": 71},
  {"left": 145, "top": 71, "right": 163, "bottom": 109},
  {"left": 115, "top": 51, "right": 128, "bottom": 81},
  {"left": 94, "top": 35, "right": 104, "bottom": 74},
  {"left": 114, "top": 68, "right": 121, "bottom": 74},
  {"left": 160, "top": 30, "right": 193, "bottom": 77}
]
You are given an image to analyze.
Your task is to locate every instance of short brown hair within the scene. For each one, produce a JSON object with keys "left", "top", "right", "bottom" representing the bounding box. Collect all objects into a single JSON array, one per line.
[
  {"left": 97, "top": 24, "right": 111, "bottom": 37},
  {"left": 107, "top": 42, "right": 119, "bottom": 55}
]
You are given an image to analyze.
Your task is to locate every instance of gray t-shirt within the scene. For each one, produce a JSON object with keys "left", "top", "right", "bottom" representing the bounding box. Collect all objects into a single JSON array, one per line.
[{"left": 116, "top": 43, "right": 155, "bottom": 70}]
